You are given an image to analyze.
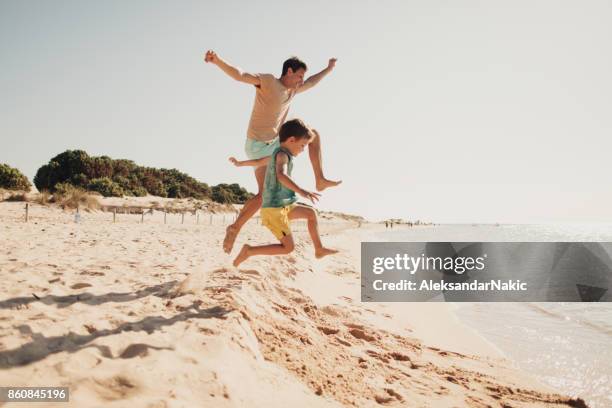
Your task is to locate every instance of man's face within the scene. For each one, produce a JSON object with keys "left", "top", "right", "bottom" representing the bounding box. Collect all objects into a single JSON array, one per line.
[{"left": 286, "top": 68, "right": 306, "bottom": 89}]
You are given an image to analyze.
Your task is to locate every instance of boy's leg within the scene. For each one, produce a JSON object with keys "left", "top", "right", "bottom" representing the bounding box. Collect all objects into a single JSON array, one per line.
[
  {"left": 308, "top": 129, "right": 342, "bottom": 192},
  {"left": 223, "top": 165, "right": 266, "bottom": 253},
  {"left": 288, "top": 205, "right": 338, "bottom": 258},
  {"left": 233, "top": 235, "right": 294, "bottom": 267}
]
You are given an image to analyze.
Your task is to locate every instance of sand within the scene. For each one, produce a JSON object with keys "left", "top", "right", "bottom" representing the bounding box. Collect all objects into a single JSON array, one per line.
[{"left": 0, "top": 201, "right": 587, "bottom": 407}]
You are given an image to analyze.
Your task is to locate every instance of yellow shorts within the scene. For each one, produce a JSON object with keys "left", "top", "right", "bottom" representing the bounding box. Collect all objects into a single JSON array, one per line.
[{"left": 260, "top": 204, "right": 296, "bottom": 240}]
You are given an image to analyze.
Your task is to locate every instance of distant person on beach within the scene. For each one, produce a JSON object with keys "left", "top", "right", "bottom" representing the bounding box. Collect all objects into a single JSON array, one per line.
[
  {"left": 231, "top": 119, "right": 338, "bottom": 267},
  {"left": 204, "top": 50, "right": 341, "bottom": 253}
]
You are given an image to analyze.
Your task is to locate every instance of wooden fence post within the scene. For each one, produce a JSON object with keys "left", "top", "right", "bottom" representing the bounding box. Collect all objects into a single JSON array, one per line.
[
  {"left": 25, "top": 203, "right": 29, "bottom": 222},
  {"left": 164, "top": 210, "right": 167, "bottom": 224},
  {"left": 181, "top": 212, "right": 185, "bottom": 224}
]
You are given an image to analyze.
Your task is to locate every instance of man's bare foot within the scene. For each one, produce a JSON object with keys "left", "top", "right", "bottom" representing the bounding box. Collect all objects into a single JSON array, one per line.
[
  {"left": 233, "top": 244, "right": 251, "bottom": 267},
  {"left": 223, "top": 224, "right": 239, "bottom": 253},
  {"left": 315, "top": 247, "right": 339, "bottom": 259},
  {"left": 316, "top": 178, "right": 342, "bottom": 192}
]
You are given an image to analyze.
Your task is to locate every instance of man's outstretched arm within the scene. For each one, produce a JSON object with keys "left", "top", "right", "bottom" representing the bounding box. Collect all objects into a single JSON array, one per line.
[
  {"left": 297, "top": 58, "right": 337, "bottom": 94},
  {"left": 204, "top": 50, "right": 261, "bottom": 86}
]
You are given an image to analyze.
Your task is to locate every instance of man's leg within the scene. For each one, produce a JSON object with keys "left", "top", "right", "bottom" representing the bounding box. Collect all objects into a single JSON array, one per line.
[
  {"left": 288, "top": 205, "right": 338, "bottom": 258},
  {"left": 233, "top": 235, "right": 294, "bottom": 267},
  {"left": 309, "top": 129, "right": 342, "bottom": 192},
  {"left": 223, "top": 165, "right": 266, "bottom": 253}
]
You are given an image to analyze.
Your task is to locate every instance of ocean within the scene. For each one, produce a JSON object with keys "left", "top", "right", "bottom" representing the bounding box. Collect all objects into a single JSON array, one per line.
[{"left": 369, "top": 224, "right": 612, "bottom": 408}]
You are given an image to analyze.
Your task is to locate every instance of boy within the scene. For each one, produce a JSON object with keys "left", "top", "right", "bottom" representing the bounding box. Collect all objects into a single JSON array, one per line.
[{"left": 232, "top": 119, "right": 338, "bottom": 267}]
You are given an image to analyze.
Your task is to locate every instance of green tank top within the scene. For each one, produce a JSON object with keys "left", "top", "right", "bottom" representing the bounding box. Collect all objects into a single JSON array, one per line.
[{"left": 262, "top": 147, "right": 298, "bottom": 208}]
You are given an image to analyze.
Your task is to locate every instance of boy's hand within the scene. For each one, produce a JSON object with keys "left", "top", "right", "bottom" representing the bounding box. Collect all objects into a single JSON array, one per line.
[
  {"left": 298, "top": 189, "right": 321, "bottom": 204},
  {"left": 229, "top": 157, "right": 240, "bottom": 166},
  {"left": 205, "top": 50, "right": 219, "bottom": 64},
  {"left": 327, "top": 58, "right": 337, "bottom": 70}
]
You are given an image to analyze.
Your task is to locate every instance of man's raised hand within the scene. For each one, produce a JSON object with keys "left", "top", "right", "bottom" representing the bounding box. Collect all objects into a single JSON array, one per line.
[
  {"left": 328, "top": 58, "right": 337, "bottom": 69},
  {"left": 205, "top": 50, "right": 219, "bottom": 64}
]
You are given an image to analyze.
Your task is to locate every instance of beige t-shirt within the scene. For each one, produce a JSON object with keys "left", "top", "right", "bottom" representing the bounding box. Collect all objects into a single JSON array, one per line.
[{"left": 247, "top": 74, "right": 296, "bottom": 142}]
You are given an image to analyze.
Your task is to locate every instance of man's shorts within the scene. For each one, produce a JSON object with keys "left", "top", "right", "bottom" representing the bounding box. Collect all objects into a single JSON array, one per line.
[
  {"left": 260, "top": 204, "right": 297, "bottom": 240},
  {"left": 245, "top": 137, "right": 280, "bottom": 160}
]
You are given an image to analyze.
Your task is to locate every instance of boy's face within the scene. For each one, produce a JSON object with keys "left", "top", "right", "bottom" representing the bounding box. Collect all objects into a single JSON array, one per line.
[
  {"left": 285, "top": 68, "right": 306, "bottom": 89},
  {"left": 285, "top": 136, "right": 311, "bottom": 156}
]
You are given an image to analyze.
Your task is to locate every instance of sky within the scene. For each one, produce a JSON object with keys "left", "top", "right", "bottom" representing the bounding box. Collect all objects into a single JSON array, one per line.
[{"left": 1, "top": 0, "right": 611, "bottom": 223}]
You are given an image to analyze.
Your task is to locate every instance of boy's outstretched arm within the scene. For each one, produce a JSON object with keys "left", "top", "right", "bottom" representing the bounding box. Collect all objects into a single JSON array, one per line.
[
  {"left": 229, "top": 156, "right": 269, "bottom": 167},
  {"left": 204, "top": 50, "right": 261, "bottom": 86},
  {"left": 297, "top": 58, "right": 337, "bottom": 94},
  {"left": 275, "top": 152, "right": 321, "bottom": 204}
]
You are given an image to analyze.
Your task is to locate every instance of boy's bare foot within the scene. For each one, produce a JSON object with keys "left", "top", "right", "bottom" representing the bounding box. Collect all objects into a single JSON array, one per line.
[
  {"left": 316, "top": 178, "right": 342, "bottom": 192},
  {"left": 223, "top": 224, "right": 238, "bottom": 253},
  {"left": 233, "top": 244, "right": 251, "bottom": 267},
  {"left": 315, "top": 247, "right": 339, "bottom": 259}
]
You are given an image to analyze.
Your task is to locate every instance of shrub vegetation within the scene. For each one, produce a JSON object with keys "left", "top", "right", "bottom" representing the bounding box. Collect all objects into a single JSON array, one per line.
[
  {"left": 0, "top": 163, "right": 31, "bottom": 191},
  {"left": 34, "top": 150, "right": 252, "bottom": 203}
]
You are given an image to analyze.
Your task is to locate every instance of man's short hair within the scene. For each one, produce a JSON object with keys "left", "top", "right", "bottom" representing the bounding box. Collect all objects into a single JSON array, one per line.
[
  {"left": 281, "top": 57, "right": 307, "bottom": 76},
  {"left": 279, "top": 119, "right": 311, "bottom": 142}
]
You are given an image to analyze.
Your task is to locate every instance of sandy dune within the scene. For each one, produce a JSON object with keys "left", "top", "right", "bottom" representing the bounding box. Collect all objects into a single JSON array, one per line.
[{"left": 0, "top": 202, "right": 587, "bottom": 407}]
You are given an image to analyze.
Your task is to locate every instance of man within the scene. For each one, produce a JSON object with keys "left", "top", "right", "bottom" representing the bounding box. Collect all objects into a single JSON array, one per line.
[{"left": 204, "top": 50, "right": 341, "bottom": 253}]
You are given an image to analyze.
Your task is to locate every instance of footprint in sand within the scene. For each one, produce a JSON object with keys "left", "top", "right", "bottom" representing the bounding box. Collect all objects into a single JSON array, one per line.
[
  {"left": 375, "top": 388, "right": 404, "bottom": 404},
  {"left": 317, "top": 326, "right": 340, "bottom": 335},
  {"left": 92, "top": 375, "right": 140, "bottom": 401},
  {"left": 80, "top": 270, "right": 105, "bottom": 276},
  {"left": 349, "top": 328, "right": 377, "bottom": 342},
  {"left": 240, "top": 269, "right": 260, "bottom": 276},
  {"left": 70, "top": 283, "right": 92, "bottom": 289},
  {"left": 345, "top": 323, "right": 378, "bottom": 343}
]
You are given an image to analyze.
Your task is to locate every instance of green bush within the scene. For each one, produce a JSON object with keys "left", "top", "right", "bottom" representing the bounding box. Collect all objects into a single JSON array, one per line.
[
  {"left": 53, "top": 182, "right": 76, "bottom": 196},
  {"left": 34, "top": 150, "right": 251, "bottom": 203},
  {"left": 88, "top": 177, "right": 124, "bottom": 197},
  {"left": 212, "top": 183, "right": 252, "bottom": 204},
  {"left": 211, "top": 185, "right": 235, "bottom": 203},
  {"left": 0, "top": 163, "right": 31, "bottom": 191},
  {"left": 130, "top": 186, "right": 148, "bottom": 197}
]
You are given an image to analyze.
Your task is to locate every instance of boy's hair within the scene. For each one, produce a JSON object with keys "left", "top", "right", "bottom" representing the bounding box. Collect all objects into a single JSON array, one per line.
[
  {"left": 279, "top": 119, "right": 311, "bottom": 142},
  {"left": 281, "top": 57, "right": 307, "bottom": 76}
]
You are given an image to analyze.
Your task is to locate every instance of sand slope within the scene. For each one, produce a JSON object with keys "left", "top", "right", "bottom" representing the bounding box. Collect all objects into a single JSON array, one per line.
[{"left": 0, "top": 202, "right": 587, "bottom": 407}]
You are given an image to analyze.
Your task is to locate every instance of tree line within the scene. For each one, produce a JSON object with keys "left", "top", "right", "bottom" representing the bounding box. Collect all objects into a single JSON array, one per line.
[{"left": 1, "top": 150, "right": 252, "bottom": 204}]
